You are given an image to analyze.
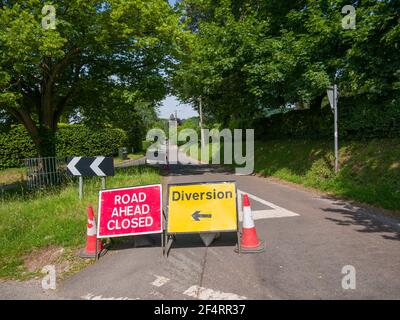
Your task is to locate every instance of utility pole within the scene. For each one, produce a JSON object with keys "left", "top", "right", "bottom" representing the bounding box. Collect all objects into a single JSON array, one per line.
[{"left": 198, "top": 96, "right": 206, "bottom": 149}]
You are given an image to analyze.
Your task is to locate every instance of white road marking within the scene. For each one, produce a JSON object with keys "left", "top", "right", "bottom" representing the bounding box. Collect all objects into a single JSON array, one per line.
[
  {"left": 82, "top": 293, "right": 136, "bottom": 300},
  {"left": 237, "top": 189, "right": 299, "bottom": 221},
  {"left": 183, "top": 285, "right": 247, "bottom": 300},
  {"left": 151, "top": 275, "right": 170, "bottom": 287}
]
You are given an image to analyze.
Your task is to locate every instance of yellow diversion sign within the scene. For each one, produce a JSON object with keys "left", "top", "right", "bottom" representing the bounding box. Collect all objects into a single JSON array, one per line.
[{"left": 167, "top": 182, "right": 238, "bottom": 233}]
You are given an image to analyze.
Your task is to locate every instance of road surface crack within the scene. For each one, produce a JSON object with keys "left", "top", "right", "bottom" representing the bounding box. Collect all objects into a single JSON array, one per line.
[{"left": 196, "top": 248, "right": 208, "bottom": 298}]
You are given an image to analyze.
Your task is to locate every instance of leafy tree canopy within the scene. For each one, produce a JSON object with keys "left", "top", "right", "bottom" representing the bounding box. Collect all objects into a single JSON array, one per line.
[
  {"left": 0, "top": 0, "right": 182, "bottom": 155},
  {"left": 172, "top": 0, "right": 400, "bottom": 126}
]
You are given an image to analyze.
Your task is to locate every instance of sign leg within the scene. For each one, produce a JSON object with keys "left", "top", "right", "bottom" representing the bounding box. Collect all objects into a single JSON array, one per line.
[
  {"left": 161, "top": 230, "right": 165, "bottom": 257},
  {"left": 165, "top": 235, "right": 174, "bottom": 258},
  {"left": 95, "top": 235, "right": 99, "bottom": 261},
  {"left": 237, "top": 230, "right": 241, "bottom": 255},
  {"left": 79, "top": 176, "right": 83, "bottom": 200},
  {"left": 162, "top": 209, "right": 167, "bottom": 257}
]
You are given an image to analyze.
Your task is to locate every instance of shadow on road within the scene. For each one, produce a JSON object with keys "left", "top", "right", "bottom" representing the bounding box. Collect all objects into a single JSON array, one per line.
[
  {"left": 106, "top": 232, "right": 238, "bottom": 251},
  {"left": 321, "top": 204, "right": 400, "bottom": 241},
  {"left": 107, "top": 234, "right": 163, "bottom": 250},
  {"left": 170, "top": 232, "right": 238, "bottom": 249}
]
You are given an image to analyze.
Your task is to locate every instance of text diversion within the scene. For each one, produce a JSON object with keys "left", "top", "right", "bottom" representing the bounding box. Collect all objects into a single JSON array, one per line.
[
  {"left": 105, "top": 192, "right": 154, "bottom": 231},
  {"left": 171, "top": 189, "right": 233, "bottom": 201}
]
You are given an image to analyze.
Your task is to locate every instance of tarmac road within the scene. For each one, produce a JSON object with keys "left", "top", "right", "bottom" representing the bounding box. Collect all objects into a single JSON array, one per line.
[{"left": 1, "top": 147, "right": 399, "bottom": 300}]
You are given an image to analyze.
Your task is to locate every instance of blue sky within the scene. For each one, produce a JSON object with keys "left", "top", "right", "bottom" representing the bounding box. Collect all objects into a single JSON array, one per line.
[{"left": 158, "top": 96, "right": 198, "bottom": 119}]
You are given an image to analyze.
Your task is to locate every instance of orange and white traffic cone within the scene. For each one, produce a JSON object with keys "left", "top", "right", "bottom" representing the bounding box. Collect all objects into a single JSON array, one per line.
[
  {"left": 80, "top": 205, "right": 106, "bottom": 259},
  {"left": 236, "top": 194, "right": 265, "bottom": 254}
]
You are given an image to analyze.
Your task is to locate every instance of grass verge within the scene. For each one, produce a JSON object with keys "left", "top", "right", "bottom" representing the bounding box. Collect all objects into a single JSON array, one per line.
[
  {"left": 0, "top": 167, "right": 26, "bottom": 185},
  {"left": 0, "top": 165, "right": 160, "bottom": 280},
  {"left": 253, "top": 139, "right": 400, "bottom": 212},
  {"left": 113, "top": 152, "right": 145, "bottom": 165},
  {"left": 185, "top": 139, "right": 400, "bottom": 212}
]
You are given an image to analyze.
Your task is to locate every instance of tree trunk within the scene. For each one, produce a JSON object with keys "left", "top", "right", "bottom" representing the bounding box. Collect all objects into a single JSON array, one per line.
[
  {"left": 8, "top": 106, "right": 58, "bottom": 187},
  {"left": 9, "top": 107, "right": 57, "bottom": 158},
  {"left": 37, "top": 125, "right": 57, "bottom": 158},
  {"left": 7, "top": 48, "right": 81, "bottom": 161}
]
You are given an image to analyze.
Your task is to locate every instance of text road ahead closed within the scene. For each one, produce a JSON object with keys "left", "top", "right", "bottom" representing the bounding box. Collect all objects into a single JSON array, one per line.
[
  {"left": 167, "top": 182, "right": 238, "bottom": 233},
  {"left": 97, "top": 184, "right": 162, "bottom": 238}
]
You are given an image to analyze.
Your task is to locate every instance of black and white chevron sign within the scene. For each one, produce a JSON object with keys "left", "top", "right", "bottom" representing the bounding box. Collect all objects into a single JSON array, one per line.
[{"left": 67, "top": 157, "right": 114, "bottom": 177}]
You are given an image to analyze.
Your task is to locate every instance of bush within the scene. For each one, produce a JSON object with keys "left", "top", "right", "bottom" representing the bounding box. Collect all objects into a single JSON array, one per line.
[
  {"left": 254, "top": 98, "right": 400, "bottom": 140},
  {"left": 55, "top": 124, "right": 128, "bottom": 157},
  {"left": 0, "top": 126, "right": 37, "bottom": 169},
  {"left": 0, "top": 125, "right": 128, "bottom": 170}
]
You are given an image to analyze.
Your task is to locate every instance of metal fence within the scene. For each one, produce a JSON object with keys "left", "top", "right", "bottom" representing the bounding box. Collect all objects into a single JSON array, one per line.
[{"left": 25, "top": 156, "right": 69, "bottom": 190}]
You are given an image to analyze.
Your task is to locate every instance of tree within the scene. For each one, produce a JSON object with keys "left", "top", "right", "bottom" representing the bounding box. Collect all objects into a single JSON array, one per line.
[
  {"left": 173, "top": 0, "right": 311, "bottom": 126},
  {"left": 173, "top": 0, "right": 400, "bottom": 127},
  {"left": 72, "top": 85, "right": 162, "bottom": 152},
  {"left": 0, "top": 0, "right": 180, "bottom": 156}
]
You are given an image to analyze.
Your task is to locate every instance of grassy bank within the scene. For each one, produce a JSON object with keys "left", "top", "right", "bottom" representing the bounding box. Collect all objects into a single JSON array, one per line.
[
  {"left": 185, "top": 139, "right": 400, "bottom": 212},
  {"left": 253, "top": 139, "right": 400, "bottom": 212},
  {"left": 0, "top": 166, "right": 160, "bottom": 279}
]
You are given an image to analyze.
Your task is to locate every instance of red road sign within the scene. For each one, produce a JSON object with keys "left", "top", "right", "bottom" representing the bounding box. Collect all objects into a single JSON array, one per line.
[{"left": 97, "top": 184, "right": 162, "bottom": 238}]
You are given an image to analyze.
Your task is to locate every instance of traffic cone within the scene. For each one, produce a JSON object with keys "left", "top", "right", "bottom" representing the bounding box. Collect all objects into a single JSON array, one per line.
[
  {"left": 80, "top": 205, "right": 106, "bottom": 259},
  {"left": 236, "top": 194, "right": 265, "bottom": 254}
]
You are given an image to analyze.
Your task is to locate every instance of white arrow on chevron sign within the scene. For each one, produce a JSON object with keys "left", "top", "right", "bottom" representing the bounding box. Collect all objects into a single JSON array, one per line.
[
  {"left": 90, "top": 156, "right": 106, "bottom": 176},
  {"left": 67, "top": 157, "right": 82, "bottom": 176}
]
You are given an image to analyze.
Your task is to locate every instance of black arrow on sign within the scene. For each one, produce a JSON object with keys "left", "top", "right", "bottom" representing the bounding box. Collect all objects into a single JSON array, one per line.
[{"left": 192, "top": 211, "right": 212, "bottom": 221}]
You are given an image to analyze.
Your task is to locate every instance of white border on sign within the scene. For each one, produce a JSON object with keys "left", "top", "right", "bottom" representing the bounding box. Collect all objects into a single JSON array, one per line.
[
  {"left": 97, "top": 183, "right": 163, "bottom": 238},
  {"left": 166, "top": 181, "right": 239, "bottom": 234}
]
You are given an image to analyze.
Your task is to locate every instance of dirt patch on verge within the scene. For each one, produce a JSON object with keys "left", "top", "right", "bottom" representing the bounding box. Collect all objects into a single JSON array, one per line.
[
  {"left": 21, "top": 246, "right": 94, "bottom": 281},
  {"left": 23, "top": 246, "right": 65, "bottom": 273}
]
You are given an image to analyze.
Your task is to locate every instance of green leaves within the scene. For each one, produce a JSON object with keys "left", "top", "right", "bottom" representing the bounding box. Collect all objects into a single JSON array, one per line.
[
  {"left": 173, "top": 0, "right": 400, "bottom": 127},
  {"left": 1, "top": 0, "right": 182, "bottom": 155},
  {"left": 0, "top": 124, "right": 128, "bottom": 169}
]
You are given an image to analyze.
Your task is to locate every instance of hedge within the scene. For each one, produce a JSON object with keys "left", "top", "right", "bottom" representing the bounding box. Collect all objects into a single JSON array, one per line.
[
  {"left": 0, "top": 125, "right": 37, "bottom": 169},
  {"left": 0, "top": 124, "right": 128, "bottom": 169},
  {"left": 254, "top": 97, "right": 400, "bottom": 140},
  {"left": 55, "top": 124, "right": 128, "bottom": 158}
]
